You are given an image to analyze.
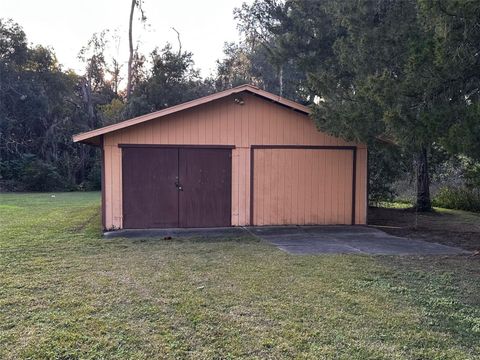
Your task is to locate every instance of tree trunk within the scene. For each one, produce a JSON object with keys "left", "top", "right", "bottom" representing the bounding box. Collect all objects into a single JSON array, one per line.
[
  {"left": 81, "top": 78, "right": 94, "bottom": 128},
  {"left": 278, "top": 65, "right": 283, "bottom": 97},
  {"left": 172, "top": 27, "right": 182, "bottom": 56},
  {"left": 126, "top": 0, "right": 136, "bottom": 100},
  {"left": 416, "top": 147, "right": 432, "bottom": 211}
]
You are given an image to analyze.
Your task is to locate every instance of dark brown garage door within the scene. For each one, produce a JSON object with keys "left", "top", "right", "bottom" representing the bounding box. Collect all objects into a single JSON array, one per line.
[{"left": 122, "top": 147, "right": 232, "bottom": 228}]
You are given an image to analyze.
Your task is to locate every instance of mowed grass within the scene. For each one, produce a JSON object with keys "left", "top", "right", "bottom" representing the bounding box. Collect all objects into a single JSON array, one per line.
[{"left": 0, "top": 193, "right": 479, "bottom": 359}]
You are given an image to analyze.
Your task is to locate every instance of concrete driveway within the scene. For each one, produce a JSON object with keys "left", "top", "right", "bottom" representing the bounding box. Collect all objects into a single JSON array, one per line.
[
  {"left": 247, "top": 226, "right": 469, "bottom": 255},
  {"left": 105, "top": 225, "right": 469, "bottom": 255}
]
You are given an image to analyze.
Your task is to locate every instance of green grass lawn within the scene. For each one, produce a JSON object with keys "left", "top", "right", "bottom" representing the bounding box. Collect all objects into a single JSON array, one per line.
[{"left": 1, "top": 193, "right": 479, "bottom": 359}]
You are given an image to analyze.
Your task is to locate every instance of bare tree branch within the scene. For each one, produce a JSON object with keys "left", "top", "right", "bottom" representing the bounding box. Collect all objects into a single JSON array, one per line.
[
  {"left": 126, "top": 0, "right": 136, "bottom": 100},
  {"left": 171, "top": 27, "right": 182, "bottom": 56}
]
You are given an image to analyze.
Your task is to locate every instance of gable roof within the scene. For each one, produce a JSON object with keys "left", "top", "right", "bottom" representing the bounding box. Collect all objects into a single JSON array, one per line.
[{"left": 72, "top": 84, "right": 311, "bottom": 145}]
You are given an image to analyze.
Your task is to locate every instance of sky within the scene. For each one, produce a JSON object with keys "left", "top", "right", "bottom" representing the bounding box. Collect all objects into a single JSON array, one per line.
[{"left": 0, "top": 0, "right": 252, "bottom": 77}]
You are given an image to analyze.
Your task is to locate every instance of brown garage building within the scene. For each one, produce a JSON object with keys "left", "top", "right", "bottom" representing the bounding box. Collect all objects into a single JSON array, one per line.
[{"left": 73, "top": 84, "right": 367, "bottom": 230}]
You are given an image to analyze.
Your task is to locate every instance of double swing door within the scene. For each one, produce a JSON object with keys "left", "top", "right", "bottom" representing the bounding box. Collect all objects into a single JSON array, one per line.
[{"left": 122, "top": 146, "right": 232, "bottom": 228}]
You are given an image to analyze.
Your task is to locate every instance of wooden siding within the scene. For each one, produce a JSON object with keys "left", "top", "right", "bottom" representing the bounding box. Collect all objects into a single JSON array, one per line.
[
  {"left": 102, "top": 92, "right": 367, "bottom": 229},
  {"left": 253, "top": 148, "right": 354, "bottom": 225}
]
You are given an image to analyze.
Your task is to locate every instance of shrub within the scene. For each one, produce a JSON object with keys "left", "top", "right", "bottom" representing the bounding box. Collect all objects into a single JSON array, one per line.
[
  {"left": 368, "top": 143, "right": 409, "bottom": 205},
  {"left": 433, "top": 186, "right": 480, "bottom": 212},
  {"left": 21, "top": 157, "right": 66, "bottom": 191}
]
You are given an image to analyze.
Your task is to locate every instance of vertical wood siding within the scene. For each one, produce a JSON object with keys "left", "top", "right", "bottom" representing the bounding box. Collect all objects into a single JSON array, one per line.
[
  {"left": 103, "top": 93, "right": 367, "bottom": 229},
  {"left": 253, "top": 149, "right": 354, "bottom": 225}
]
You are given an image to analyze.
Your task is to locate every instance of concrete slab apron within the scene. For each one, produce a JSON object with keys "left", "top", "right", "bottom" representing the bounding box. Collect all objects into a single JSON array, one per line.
[
  {"left": 104, "top": 227, "right": 249, "bottom": 239},
  {"left": 248, "top": 226, "right": 470, "bottom": 255}
]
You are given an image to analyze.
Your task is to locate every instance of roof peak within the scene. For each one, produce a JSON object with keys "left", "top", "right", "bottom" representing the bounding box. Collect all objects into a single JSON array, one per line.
[{"left": 73, "top": 84, "right": 310, "bottom": 145}]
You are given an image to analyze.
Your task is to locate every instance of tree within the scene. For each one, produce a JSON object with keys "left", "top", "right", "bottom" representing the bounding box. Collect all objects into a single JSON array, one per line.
[
  {"left": 418, "top": 0, "right": 480, "bottom": 162},
  {"left": 0, "top": 17, "right": 214, "bottom": 191},
  {"left": 127, "top": 0, "right": 146, "bottom": 100},
  {"left": 318, "top": 0, "right": 439, "bottom": 211},
  {"left": 124, "top": 44, "right": 213, "bottom": 118},
  {"left": 0, "top": 19, "right": 109, "bottom": 190},
  {"left": 236, "top": 0, "right": 480, "bottom": 211},
  {"left": 234, "top": 0, "right": 291, "bottom": 96},
  {"left": 77, "top": 31, "right": 116, "bottom": 130},
  {"left": 215, "top": 42, "right": 254, "bottom": 89},
  {"left": 215, "top": 40, "right": 308, "bottom": 103},
  {"left": 233, "top": 1, "right": 311, "bottom": 101}
]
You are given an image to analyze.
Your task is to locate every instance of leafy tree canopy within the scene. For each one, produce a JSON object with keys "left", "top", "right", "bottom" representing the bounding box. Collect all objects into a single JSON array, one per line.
[{"left": 235, "top": 0, "right": 480, "bottom": 210}]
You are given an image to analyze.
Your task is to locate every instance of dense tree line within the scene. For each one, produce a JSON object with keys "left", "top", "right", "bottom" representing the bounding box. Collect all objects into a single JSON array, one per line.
[
  {"left": 1, "top": 1, "right": 479, "bottom": 212},
  {"left": 0, "top": 19, "right": 99, "bottom": 191},
  {"left": 0, "top": 19, "right": 213, "bottom": 191}
]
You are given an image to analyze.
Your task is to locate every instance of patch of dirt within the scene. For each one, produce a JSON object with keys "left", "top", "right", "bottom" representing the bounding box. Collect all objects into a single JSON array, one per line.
[{"left": 368, "top": 207, "right": 480, "bottom": 252}]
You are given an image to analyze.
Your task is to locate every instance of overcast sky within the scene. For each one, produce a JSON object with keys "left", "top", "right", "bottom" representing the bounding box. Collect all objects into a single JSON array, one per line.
[{"left": 0, "top": 0, "right": 252, "bottom": 77}]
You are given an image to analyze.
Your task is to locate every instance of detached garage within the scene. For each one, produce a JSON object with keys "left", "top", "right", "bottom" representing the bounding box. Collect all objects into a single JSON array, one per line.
[{"left": 73, "top": 84, "right": 367, "bottom": 230}]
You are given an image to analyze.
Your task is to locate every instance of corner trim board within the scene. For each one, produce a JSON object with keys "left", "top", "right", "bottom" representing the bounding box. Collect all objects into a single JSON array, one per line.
[
  {"left": 100, "top": 135, "right": 106, "bottom": 230},
  {"left": 351, "top": 147, "right": 357, "bottom": 225}
]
